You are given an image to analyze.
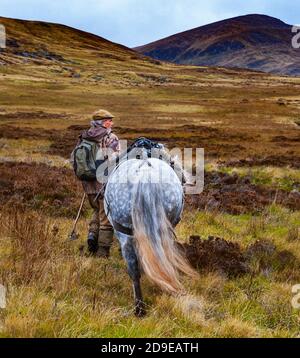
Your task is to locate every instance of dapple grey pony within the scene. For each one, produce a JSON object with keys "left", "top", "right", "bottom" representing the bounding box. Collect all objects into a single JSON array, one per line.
[{"left": 104, "top": 154, "right": 195, "bottom": 316}]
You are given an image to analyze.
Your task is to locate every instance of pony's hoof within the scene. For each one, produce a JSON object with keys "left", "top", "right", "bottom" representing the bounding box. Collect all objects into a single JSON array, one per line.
[{"left": 135, "top": 302, "right": 146, "bottom": 318}]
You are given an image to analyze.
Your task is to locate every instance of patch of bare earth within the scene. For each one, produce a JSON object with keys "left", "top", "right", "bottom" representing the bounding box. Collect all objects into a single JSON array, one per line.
[
  {"left": 178, "top": 236, "right": 300, "bottom": 279},
  {"left": 178, "top": 236, "right": 249, "bottom": 277},
  {"left": 186, "top": 171, "right": 300, "bottom": 214}
]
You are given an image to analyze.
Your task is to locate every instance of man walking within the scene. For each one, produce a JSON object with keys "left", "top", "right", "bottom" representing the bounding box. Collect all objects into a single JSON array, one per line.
[{"left": 72, "top": 109, "right": 120, "bottom": 257}]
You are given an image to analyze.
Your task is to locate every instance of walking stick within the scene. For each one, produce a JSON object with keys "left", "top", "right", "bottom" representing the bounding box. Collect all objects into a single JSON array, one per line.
[{"left": 69, "top": 193, "right": 86, "bottom": 241}]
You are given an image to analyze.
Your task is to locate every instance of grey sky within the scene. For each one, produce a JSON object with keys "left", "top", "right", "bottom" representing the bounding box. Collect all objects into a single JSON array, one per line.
[{"left": 0, "top": 0, "right": 299, "bottom": 47}]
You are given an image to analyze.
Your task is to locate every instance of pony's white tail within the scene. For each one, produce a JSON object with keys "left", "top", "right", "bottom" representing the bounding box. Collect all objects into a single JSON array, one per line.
[{"left": 132, "top": 167, "right": 197, "bottom": 294}]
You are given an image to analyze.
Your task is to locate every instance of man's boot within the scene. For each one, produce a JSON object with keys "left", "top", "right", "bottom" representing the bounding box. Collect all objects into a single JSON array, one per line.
[
  {"left": 87, "top": 232, "right": 99, "bottom": 254},
  {"left": 97, "top": 230, "right": 114, "bottom": 258}
]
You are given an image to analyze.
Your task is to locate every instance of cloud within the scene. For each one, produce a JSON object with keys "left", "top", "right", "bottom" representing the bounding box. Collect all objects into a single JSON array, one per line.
[{"left": 0, "top": 0, "right": 298, "bottom": 47}]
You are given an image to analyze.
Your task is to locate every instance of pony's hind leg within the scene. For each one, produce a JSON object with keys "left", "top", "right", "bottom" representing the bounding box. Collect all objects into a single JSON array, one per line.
[{"left": 116, "top": 231, "right": 146, "bottom": 317}]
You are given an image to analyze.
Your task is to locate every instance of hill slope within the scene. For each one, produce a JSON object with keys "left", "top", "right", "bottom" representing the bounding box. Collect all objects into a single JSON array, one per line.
[
  {"left": 0, "top": 17, "right": 300, "bottom": 339},
  {"left": 0, "top": 16, "right": 158, "bottom": 69},
  {"left": 135, "top": 14, "right": 300, "bottom": 76}
]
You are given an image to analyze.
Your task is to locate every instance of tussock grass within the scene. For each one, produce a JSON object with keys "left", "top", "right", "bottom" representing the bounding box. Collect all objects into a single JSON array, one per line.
[
  {"left": 0, "top": 16, "right": 300, "bottom": 338},
  {"left": 0, "top": 205, "right": 299, "bottom": 338}
]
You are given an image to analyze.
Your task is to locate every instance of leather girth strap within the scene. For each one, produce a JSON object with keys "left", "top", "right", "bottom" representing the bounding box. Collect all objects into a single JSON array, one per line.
[{"left": 112, "top": 220, "right": 133, "bottom": 236}]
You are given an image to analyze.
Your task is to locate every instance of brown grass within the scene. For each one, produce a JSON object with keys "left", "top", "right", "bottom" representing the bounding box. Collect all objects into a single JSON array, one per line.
[
  {"left": 0, "top": 162, "right": 82, "bottom": 217},
  {"left": 0, "top": 16, "right": 299, "bottom": 337},
  {"left": 2, "top": 209, "right": 61, "bottom": 285}
]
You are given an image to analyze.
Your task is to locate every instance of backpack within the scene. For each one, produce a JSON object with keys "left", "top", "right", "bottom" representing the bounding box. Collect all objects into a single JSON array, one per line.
[{"left": 72, "top": 139, "right": 99, "bottom": 181}]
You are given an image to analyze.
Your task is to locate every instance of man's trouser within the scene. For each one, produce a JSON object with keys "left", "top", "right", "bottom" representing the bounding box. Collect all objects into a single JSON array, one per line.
[{"left": 87, "top": 194, "right": 114, "bottom": 251}]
